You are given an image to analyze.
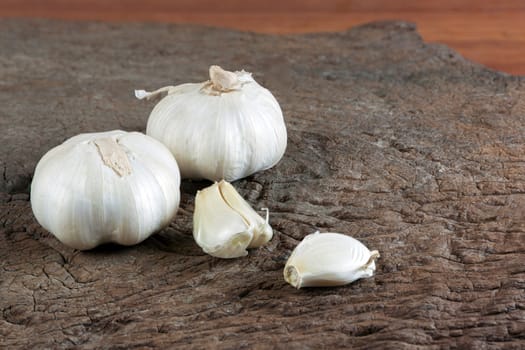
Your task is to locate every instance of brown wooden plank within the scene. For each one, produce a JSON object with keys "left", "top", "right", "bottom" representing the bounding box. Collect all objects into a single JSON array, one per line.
[
  {"left": 1, "top": 1, "right": 525, "bottom": 74},
  {"left": 1, "top": 18, "right": 525, "bottom": 349}
]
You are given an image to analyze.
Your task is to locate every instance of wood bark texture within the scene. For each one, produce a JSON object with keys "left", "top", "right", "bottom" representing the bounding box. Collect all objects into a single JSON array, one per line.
[{"left": 1, "top": 19, "right": 524, "bottom": 349}]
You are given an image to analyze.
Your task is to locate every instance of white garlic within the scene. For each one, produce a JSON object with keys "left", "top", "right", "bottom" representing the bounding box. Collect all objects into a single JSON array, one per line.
[
  {"left": 193, "top": 180, "right": 273, "bottom": 258},
  {"left": 30, "top": 130, "right": 181, "bottom": 250},
  {"left": 284, "top": 232, "right": 380, "bottom": 288},
  {"left": 136, "top": 65, "right": 287, "bottom": 182}
]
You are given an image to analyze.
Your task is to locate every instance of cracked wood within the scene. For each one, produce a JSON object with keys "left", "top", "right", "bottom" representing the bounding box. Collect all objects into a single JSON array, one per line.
[{"left": 1, "top": 19, "right": 525, "bottom": 349}]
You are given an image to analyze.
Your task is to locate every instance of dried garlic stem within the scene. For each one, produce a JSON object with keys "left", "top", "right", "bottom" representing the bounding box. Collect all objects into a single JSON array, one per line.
[
  {"left": 209, "top": 65, "right": 242, "bottom": 91},
  {"left": 93, "top": 137, "right": 132, "bottom": 177},
  {"left": 135, "top": 86, "right": 176, "bottom": 100}
]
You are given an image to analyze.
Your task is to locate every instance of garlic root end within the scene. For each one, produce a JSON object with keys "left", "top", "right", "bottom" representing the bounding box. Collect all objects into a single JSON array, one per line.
[
  {"left": 365, "top": 250, "right": 380, "bottom": 268},
  {"left": 284, "top": 265, "right": 302, "bottom": 289}
]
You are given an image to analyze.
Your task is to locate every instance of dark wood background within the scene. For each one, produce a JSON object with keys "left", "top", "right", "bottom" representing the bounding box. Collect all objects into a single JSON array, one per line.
[{"left": 0, "top": 0, "right": 524, "bottom": 75}]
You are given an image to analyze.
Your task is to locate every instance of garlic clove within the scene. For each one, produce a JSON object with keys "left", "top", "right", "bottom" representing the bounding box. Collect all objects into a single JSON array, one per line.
[
  {"left": 193, "top": 180, "right": 273, "bottom": 258},
  {"left": 193, "top": 182, "right": 253, "bottom": 258},
  {"left": 217, "top": 180, "right": 273, "bottom": 248},
  {"left": 283, "top": 232, "right": 380, "bottom": 289}
]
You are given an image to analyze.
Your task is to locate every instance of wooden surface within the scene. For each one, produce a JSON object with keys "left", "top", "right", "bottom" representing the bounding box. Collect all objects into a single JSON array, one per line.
[
  {"left": 0, "top": 0, "right": 524, "bottom": 75},
  {"left": 1, "top": 19, "right": 525, "bottom": 348}
]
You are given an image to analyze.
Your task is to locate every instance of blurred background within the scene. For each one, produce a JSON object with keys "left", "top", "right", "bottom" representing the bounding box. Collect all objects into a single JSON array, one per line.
[{"left": 1, "top": 0, "right": 523, "bottom": 75}]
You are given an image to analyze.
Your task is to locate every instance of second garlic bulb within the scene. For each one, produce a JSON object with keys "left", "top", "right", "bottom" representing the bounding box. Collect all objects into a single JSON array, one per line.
[{"left": 136, "top": 65, "right": 287, "bottom": 182}]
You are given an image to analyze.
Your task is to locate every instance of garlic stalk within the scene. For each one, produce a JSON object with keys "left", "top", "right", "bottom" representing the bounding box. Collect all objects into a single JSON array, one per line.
[
  {"left": 193, "top": 180, "right": 273, "bottom": 258},
  {"left": 30, "top": 130, "right": 181, "bottom": 250},
  {"left": 284, "top": 232, "right": 380, "bottom": 288},
  {"left": 136, "top": 65, "right": 287, "bottom": 182}
]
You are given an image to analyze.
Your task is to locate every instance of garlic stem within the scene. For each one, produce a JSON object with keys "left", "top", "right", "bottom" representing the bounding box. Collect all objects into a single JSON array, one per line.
[
  {"left": 93, "top": 137, "right": 132, "bottom": 177},
  {"left": 208, "top": 65, "right": 242, "bottom": 92},
  {"left": 135, "top": 86, "right": 175, "bottom": 100}
]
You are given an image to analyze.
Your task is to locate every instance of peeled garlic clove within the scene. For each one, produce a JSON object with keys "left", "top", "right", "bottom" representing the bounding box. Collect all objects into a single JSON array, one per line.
[
  {"left": 283, "top": 232, "right": 380, "bottom": 289},
  {"left": 30, "top": 130, "right": 181, "bottom": 250},
  {"left": 136, "top": 65, "right": 287, "bottom": 182},
  {"left": 193, "top": 180, "right": 273, "bottom": 258}
]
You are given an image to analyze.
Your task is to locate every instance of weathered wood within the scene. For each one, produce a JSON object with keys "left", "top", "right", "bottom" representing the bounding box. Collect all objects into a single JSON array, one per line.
[
  {"left": 4, "top": 1, "right": 525, "bottom": 75},
  {"left": 1, "top": 19, "right": 524, "bottom": 349}
]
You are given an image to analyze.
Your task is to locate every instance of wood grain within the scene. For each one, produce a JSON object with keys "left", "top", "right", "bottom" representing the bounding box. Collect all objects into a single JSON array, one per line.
[
  {"left": 1, "top": 20, "right": 525, "bottom": 348},
  {"left": 0, "top": 1, "right": 524, "bottom": 75}
]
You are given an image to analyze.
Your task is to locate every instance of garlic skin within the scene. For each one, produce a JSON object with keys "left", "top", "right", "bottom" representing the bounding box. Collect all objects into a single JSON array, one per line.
[
  {"left": 30, "top": 130, "right": 181, "bottom": 250},
  {"left": 136, "top": 65, "right": 287, "bottom": 182},
  {"left": 193, "top": 180, "right": 272, "bottom": 258},
  {"left": 284, "top": 232, "right": 380, "bottom": 289}
]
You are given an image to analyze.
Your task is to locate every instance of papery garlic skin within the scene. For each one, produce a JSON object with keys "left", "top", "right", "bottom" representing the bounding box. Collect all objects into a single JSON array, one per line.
[
  {"left": 193, "top": 180, "right": 273, "bottom": 258},
  {"left": 30, "top": 130, "right": 181, "bottom": 250},
  {"left": 284, "top": 232, "right": 380, "bottom": 289},
  {"left": 137, "top": 65, "right": 287, "bottom": 182}
]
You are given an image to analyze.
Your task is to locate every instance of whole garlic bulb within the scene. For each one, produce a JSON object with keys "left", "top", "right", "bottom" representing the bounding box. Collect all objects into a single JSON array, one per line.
[
  {"left": 284, "top": 232, "right": 380, "bottom": 288},
  {"left": 136, "top": 65, "right": 287, "bottom": 182},
  {"left": 193, "top": 180, "right": 273, "bottom": 258},
  {"left": 30, "top": 130, "right": 181, "bottom": 250}
]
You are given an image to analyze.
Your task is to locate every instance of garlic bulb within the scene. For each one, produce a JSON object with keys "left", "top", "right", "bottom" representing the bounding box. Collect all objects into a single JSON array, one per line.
[
  {"left": 136, "top": 65, "right": 287, "bottom": 182},
  {"left": 284, "top": 232, "right": 380, "bottom": 288},
  {"left": 30, "top": 130, "right": 181, "bottom": 250},
  {"left": 193, "top": 180, "right": 273, "bottom": 258}
]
